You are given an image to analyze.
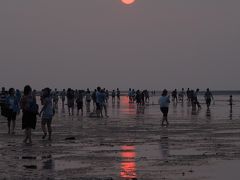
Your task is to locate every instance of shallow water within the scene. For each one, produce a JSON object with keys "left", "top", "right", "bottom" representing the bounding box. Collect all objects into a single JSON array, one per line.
[{"left": 0, "top": 95, "right": 240, "bottom": 179}]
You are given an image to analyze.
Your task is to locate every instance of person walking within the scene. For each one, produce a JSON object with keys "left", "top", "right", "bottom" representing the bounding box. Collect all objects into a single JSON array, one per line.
[
  {"left": 67, "top": 88, "right": 74, "bottom": 116},
  {"left": 204, "top": 88, "right": 214, "bottom": 109},
  {"left": 76, "top": 90, "right": 84, "bottom": 116},
  {"left": 6, "top": 88, "right": 20, "bottom": 134},
  {"left": 85, "top": 89, "right": 91, "bottom": 113},
  {"left": 20, "top": 85, "right": 38, "bottom": 144},
  {"left": 40, "top": 88, "right": 54, "bottom": 140},
  {"left": 159, "top": 89, "right": 170, "bottom": 126}
]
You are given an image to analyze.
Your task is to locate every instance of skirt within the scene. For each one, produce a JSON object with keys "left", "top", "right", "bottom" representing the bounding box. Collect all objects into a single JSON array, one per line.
[{"left": 22, "top": 111, "right": 37, "bottom": 129}]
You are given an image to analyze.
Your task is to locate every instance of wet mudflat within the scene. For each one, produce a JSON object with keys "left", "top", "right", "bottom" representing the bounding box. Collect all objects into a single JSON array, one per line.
[{"left": 1, "top": 95, "right": 240, "bottom": 180}]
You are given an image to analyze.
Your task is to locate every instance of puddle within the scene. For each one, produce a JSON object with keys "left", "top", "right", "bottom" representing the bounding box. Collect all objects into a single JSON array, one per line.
[
  {"left": 171, "top": 148, "right": 205, "bottom": 156},
  {"left": 23, "top": 165, "right": 37, "bottom": 169},
  {"left": 18, "top": 155, "right": 52, "bottom": 160},
  {"left": 192, "top": 160, "right": 240, "bottom": 180},
  {"left": 54, "top": 160, "right": 90, "bottom": 171}
]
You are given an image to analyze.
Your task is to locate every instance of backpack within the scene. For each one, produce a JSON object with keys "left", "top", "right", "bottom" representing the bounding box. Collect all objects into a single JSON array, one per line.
[{"left": 86, "top": 94, "right": 91, "bottom": 102}]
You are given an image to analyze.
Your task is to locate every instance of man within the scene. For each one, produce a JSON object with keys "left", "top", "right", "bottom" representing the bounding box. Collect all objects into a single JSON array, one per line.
[{"left": 204, "top": 88, "right": 214, "bottom": 109}]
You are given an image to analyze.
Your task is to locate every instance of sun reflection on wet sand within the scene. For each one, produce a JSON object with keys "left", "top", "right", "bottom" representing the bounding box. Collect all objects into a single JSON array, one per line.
[
  {"left": 120, "top": 145, "right": 137, "bottom": 179},
  {"left": 120, "top": 96, "right": 136, "bottom": 116}
]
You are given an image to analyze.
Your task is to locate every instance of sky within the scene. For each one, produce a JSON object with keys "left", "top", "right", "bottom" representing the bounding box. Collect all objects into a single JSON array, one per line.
[{"left": 0, "top": 0, "right": 240, "bottom": 90}]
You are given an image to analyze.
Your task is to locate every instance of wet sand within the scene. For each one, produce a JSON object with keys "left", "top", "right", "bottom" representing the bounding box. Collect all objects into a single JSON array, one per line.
[{"left": 1, "top": 95, "right": 240, "bottom": 179}]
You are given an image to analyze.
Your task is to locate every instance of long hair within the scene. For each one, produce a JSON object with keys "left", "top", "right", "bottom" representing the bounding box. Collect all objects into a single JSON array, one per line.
[{"left": 23, "top": 85, "right": 32, "bottom": 96}]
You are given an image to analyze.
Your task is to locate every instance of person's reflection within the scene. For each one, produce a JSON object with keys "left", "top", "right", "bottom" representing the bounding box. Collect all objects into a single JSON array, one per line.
[
  {"left": 62, "top": 103, "right": 65, "bottom": 114},
  {"left": 129, "top": 103, "right": 135, "bottom": 113},
  {"left": 160, "top": 128, "right": 169, "bottom": 160},
  {"left": 112, "top": 101, "right": 115, "bottom": 108},
  {"left": 136, "top": 105, "right": 145, "bottom": 115},
  {"left": 120, "top": 145, "right": 137, "bottom": 179},
  {"left": 172, "top": 102, "right": 177, "bottom": 113},
  {"left": 117, "top": 101, "right": 120, "bottom": 109},
  {"left": 191, "top": 107, "right": 200, "bottom": 116},
  {"left": 229, "top": 107, "right": 233, "bottom": 120},
  {"left": 42, "top": 155, "right": 55, "bottom": 179},
  {"left": 43, "top": 158, "right": 54, "bottom": 170},
  {"left": 206, "top": 108, "right": 211, "bottom": 120}
]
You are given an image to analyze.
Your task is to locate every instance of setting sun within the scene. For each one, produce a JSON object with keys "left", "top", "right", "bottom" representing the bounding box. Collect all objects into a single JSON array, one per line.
[{"left": 121, "top": 0, "right": 136, "bottom": 5}]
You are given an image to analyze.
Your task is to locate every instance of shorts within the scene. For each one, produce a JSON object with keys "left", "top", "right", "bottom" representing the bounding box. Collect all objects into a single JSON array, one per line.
[
  {"left": 96, "top": 103, "right": 102, "bottom": 110},
  {"left": 7, "top": 109, "right": 17, "bottom": 121},
  {"left": 67, "top": 99, "right": 74, "bottom": 108},
  {"left": 77, "top": 102, "right": 83, "bottom": 109},
  {"left": 160, "top": 107, "right": 169, "bottom": 117},
  {"left": 206, "top": 98, "right": 211, "bottom": 105},
  {"left": 42, "top": 118, "right": 52, "bottom": 124}
]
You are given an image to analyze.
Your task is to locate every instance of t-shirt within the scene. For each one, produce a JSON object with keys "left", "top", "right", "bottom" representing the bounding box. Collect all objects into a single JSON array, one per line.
[
  {"left": 205, "top": 92, "right": 212, "bottom": 99},
  {"left": 8, "top": 97, "right": 15, "bottom": 110},
  {"left": 159, "top": 96, "right": 170, "bottom": 108},
  {"left": 112, "top": 92, "right": 115, "bottom": 97},
  {"left": 96, "top": 92, "right": 106, "bottom": 105}
]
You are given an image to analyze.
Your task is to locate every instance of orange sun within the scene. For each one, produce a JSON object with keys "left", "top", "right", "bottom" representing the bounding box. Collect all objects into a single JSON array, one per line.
[{"left": 121, "top": 0, "right": 136, "bottom": 5}]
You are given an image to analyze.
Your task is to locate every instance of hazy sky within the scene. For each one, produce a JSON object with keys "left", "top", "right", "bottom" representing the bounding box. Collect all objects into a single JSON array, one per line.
[{"left": 0, "top": 0, "right": 240, "bottom": 90}]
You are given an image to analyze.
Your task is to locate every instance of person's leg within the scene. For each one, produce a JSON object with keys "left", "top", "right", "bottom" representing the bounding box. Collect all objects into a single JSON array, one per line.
[
  {"left": 197, "top": 101, "right": 201, "bottom": 108},
  {"left": 26, "top": 128, "right": 30, "bottom": 143},
  {"left": 7, "top": 119, "right": 11, "bottom": 134},
  {"left": 7, "top": 111, "right": 12, "bottom": 134},
  {"left": 161, "top": 115, "right": 165, "bottom": 126},
  {"left": 28, "top": 128, "right": 32, "bottom": 144},
  {"left": 81, "top": 107, "right": 83, "bottom": 116},
  {"left": 100, "top": 105, "right": 103, "bottom": 117},
  {"left": 23, "top": 129, "right": 28, "bottom": 143},
  {"left": 47, "top": 120, "right": 52, "bottom": 140},
  {"left": 41, "top": 121, "right": 47, "bottom": 139},
  {"left": 165, "top": 115, "right": 169, "bottom": 126},
  {"left": 68, "top": 106, "right": 70, "bottom": 115},
  {"left": 104, "top": 105, "right": 108, "bottom": 117},
  {"left": 11, "top": 113, "right": 17, "bottom": 134},
  {"left": 96, "top": 103, "right": 100, "bottom": 117},
  {"left": 93, "top": 101, "right": 95, "bottom": 111},
  {"left": 87, "top": 102, "right": 90, "bottom": 112},
  {"left": 12, "top": 120, "right": 16, "bottom": 134}
]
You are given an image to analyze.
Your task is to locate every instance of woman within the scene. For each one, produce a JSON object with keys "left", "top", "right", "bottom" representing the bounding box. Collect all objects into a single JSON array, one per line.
[
  {"left": 20, "top": 85, "right": 38, "bottom": 144},
  {"left": 6, "top": 88, "right": 19, "bottom": 134},
  {"left": 40, "top": 88, "right": 54, "bottom": 140},
  {"left": 159, "top": 89, "right": 170, "bottom": 126}
]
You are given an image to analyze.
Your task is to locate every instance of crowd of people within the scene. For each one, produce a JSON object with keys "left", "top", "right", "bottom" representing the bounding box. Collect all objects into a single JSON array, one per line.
[{"left": 0, "top": 85, "right": 233, "bottom": 144}]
